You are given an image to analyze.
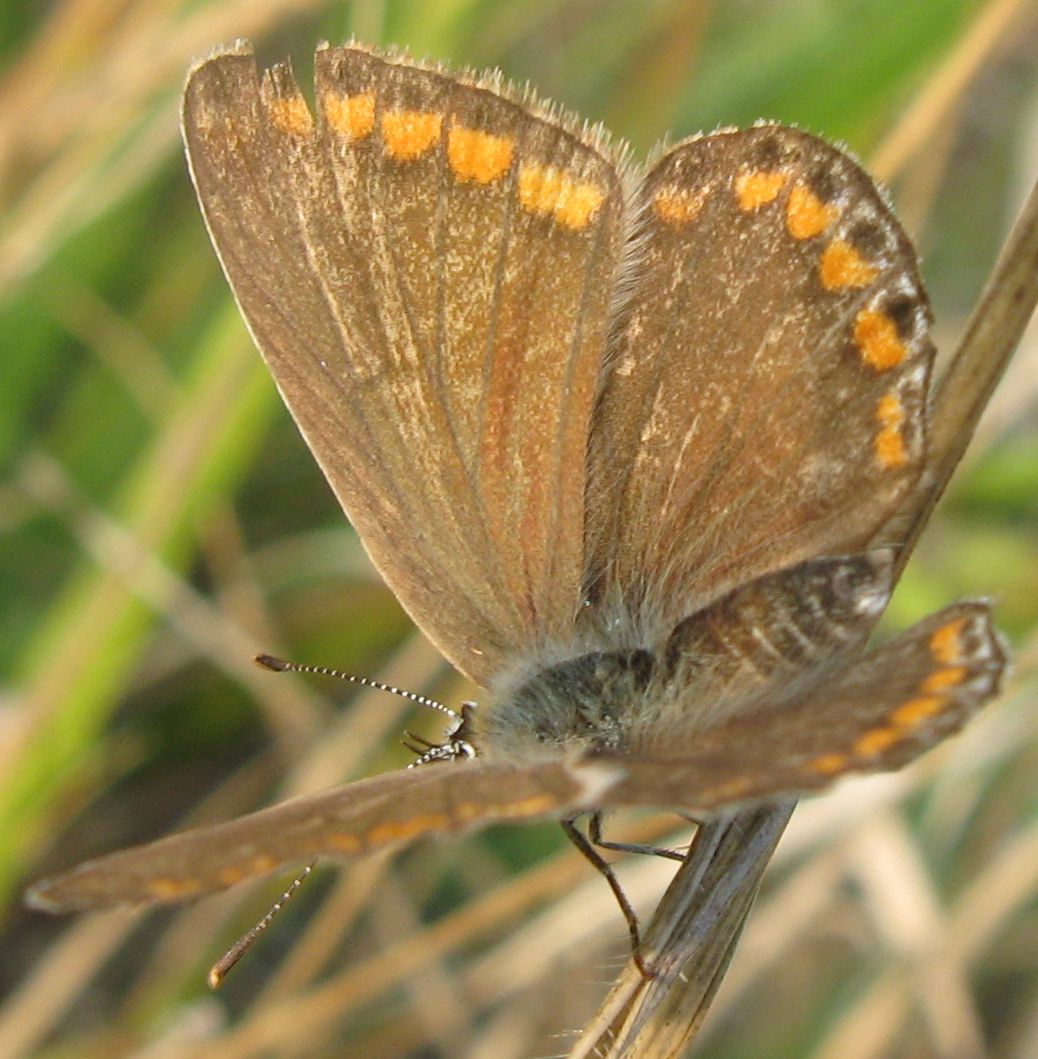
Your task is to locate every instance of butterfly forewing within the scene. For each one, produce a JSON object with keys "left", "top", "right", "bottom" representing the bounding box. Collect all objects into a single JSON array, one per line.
[
  {"left": 587, "top": 127, "right": 933, "bottom": 629},
  {"left": 183, "top": 44, "right": 628, "bottom": 686}
]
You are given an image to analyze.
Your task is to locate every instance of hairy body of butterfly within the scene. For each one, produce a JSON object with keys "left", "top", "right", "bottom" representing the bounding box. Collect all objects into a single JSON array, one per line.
[{"left": 485, "top": 553, "right": 891, "bottom": 760}]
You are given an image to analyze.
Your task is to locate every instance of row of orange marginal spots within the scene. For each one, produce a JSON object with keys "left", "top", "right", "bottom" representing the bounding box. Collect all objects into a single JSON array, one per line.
[
  {"left": 658, "top": 164, "right": 913, "bottom": 472},
  {"left": 266, "top": 85, "right": 915, "bottom": 473},
  {"left": 696, "top": 618, "right": 977, "bottom": 808},
  {"left": 732, "top": 166, "right": 913, "bottom": 471},
  {"left": 142, "top": 793, "right": 562, "bottom": 901},
  {"left": 268, "top": 90, "right": 606, "bottom": 231},
  {"left": 810, "top": 617, "right": 973, "bottom": 776}
]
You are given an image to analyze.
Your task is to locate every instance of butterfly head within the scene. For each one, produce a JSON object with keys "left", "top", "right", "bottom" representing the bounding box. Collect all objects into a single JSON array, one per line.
[{"left": 405, "top": 700, "right": 479, "bottom": 766}]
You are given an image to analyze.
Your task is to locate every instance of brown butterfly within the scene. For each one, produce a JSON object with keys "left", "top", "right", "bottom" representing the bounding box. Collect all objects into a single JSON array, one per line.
[{"left": 27, "top": 42, "right": 1005, "bottom": 934}]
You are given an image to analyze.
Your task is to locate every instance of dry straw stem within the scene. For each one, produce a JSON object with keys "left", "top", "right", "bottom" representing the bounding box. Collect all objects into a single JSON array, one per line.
[
  {"left": 572, "top": 142, "right": 1038, "bottom": 1059},
  {"left": 899, "top": 172, "right": 1038, "bottom": 567},
  {"left": 571, "top": 805, "right": 795, "bottom": 1059}
]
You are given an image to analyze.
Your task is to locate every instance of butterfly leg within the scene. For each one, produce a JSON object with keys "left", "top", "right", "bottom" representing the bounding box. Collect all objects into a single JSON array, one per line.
[
  {"left": 587, "top": 812, "right": 687, "bottom": 862},
  {"left": 561, "top": 817, "right": 655, "bottom": 977}
]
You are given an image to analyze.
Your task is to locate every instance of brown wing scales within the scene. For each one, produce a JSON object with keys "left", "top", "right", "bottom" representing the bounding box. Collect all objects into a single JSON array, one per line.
[
  {"left": 183, "top": 44, "right": 628, "bottom": 685},
  {"left": 25, "top": 760, "right": 598, "bottom": 912},
  {"left": 586, "top": 127, "right": 933, "bottom": 631},
  {"left": 604, "top": 603, "right": 1004, "bottom": 811}
]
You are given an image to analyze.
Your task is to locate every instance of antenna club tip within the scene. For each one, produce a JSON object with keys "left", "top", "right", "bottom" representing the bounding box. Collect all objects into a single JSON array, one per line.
[
  {"left": 207, "top": 968, "right": 225, "bottom": 990},
  {"left": 256, "top": 653, "right": 290, "bottom": 671}
]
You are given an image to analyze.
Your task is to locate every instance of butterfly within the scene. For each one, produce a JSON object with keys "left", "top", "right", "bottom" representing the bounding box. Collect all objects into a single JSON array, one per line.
[{"left": 27, "top": 41, "right": 1004, "bottom": 931}]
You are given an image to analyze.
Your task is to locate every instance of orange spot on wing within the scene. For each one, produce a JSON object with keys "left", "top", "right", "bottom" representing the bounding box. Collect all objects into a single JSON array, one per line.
[
  {"left": 930, "top": 619, "right": 966, "bottom": 665},
  {"left": 809, "top": 752, "right": 850, "bottom": 775},
  {"left": 381, "top": 109, "right": 443, "bottom": 160},
  {"left": 874, "top": 391, "right": 908, "bottom": 469},
  {"left": 853, "top": 726, "right": 901, "bottom": 757},
  {"left": 854, "top": 308, "right": 908, "bottom": 371},
  {"left": 327, "top": 833, "right": 363, "bottom": 854},
  {"left": 447, "top": 126, "right": 514, "bottom": 183},
  {"left": 147, "top": 877, "right": 204, "bottom": 899},
  {"left": 735, "top": 170, "right": 787, "bottom": 211},
  {"left": 366, "top": 813, "right": 451, "bottom": 846},
  {"left": 891, "top": 696, "right": 944, "bottom": 728},
  {"left": 456, "top": 796, "right": 559, "bottom": 825},
  {"left": 518, "top": 163, "right": 606, "bottom": 229},
  {"left": 322, "top": 90, "right": 375, "bottom": 139},
  {"left": 654, "top": 186, "right": 707, "bottom": 224},
  {"left": 480, "top": 794, "right": 560, "bottom": 819},
  {"left": 703, "top": 777, "right": 756, "bottom": 801},
  {"left": 217, "top": 866, "right": 246, "bottom": 885},
  {"left": 269, "top": 95, "right": 314, "bottom": 138},
  {"left": 921, "top": 666, "right": 968, "bottom": 693},
  {"left": 248, "top": 854, "right": 277, "bottom": 873},
  {"left": 786, "top": 183, "right": 839, "bottom": 239},
  {"left": 820, "top": 239, "right": 879, "bottom": 290}
]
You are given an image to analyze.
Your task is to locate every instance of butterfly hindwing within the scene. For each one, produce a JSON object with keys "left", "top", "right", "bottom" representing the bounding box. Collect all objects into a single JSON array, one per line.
[
  {"left": 605, "top": 602, "right": 1004, "bottom": 811},
  {"left": 586, "top": 127, "right": 934, "bottom": 629},
  {"left": 26, "top": 593, "right": 1003, "bottom": 914},
  {"left": 628, "top": 552, "right": 894, "bottom": 744},
  {"left": 25, "top": 759, "right": 615, "bottom": 912}
]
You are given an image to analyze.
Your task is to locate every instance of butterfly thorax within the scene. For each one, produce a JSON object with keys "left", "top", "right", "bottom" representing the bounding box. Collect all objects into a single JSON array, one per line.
[{"left": 478, "top": 648, "right": 656, "bottom": 761}]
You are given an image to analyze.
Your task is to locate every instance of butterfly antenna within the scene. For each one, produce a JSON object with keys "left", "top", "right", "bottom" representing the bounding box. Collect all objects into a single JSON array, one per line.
[
  {"left": 255, "top": 653, "right": 459, "bottom": 721},
  {"left": 207, "top": 862, "right": 315, "bottom": 989}
]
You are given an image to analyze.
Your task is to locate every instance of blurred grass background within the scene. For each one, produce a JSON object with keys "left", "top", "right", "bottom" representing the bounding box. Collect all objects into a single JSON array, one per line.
[{"left": 1, "top": 0, "right": 1036, "bottom": 1056}]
